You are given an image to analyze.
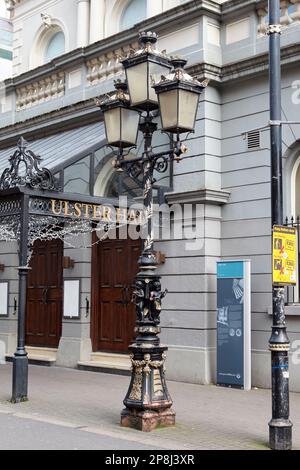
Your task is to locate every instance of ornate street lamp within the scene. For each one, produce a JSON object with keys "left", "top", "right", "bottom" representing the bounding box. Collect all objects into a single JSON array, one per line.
[
  {"left": 97, "top": 31, "right": 208, "bottom": 432},
  {"left": 122, "top": 31, "right": 172, "bottom": 111},
  {"left": 99, "top": 80, "right": 140, "bottom": 150},
  {"left": 153, "top": 58, "right": 205, "bottom": 135}
]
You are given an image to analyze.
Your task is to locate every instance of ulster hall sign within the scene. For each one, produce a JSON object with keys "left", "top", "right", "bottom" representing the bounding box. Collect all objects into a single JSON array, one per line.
[{"left": 49, "top": 198, "right": 143, "bottom": 225}]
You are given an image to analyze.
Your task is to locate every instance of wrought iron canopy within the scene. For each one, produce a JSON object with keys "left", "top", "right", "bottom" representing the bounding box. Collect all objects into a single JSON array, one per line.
[{"left": 0, "top": 140, "right": 144, "bottom": 263}]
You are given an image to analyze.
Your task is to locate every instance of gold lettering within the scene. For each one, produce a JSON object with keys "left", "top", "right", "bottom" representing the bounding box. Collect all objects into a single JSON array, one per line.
[
  {"left": 102, "top": 206, "right": 112, "bottom": 222},
  {"left": 93, "top": 205, "right": 102, "bottom": 220},
  {"left": 116, "top": 207, "right": 122, "bottom": 224},
  {"left": 51, "top": 199, "right": 62, "bottom": 215},
  {"left": 121, "top": 208, "right": 129, "bottom": 224},
  {"left": 81, "top": 204, "right": 93, "bottom": 219},
  {"left": 74, "top": 202, "right": 82, "bottom": 217},
  {"left": 128, "top": 209, "right": 138, "bottom": 222},
  {"left": 64, "top": 200, "right": 73, "bottom": 217}
]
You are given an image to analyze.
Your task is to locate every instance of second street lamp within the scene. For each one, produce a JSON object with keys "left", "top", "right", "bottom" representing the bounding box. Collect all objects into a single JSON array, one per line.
[
  {"left": 98, "top": 31, "right": 208, "bottom": 432},
  {"left": 153, "top": 58, "right": 205, "bottom": 136}
]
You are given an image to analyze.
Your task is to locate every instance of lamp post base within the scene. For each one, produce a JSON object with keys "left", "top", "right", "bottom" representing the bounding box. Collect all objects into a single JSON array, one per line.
[
  {"left": 269, "top": 419, "right": 292, "bottom": 450},
  {"left": 11, "top": 353, "right": 28, "bottom": 403},
  {"left": 121, "top": 407, "right": 175, "bottom": 432}
]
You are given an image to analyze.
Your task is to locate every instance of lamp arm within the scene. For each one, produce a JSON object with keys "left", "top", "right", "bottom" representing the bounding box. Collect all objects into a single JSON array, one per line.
[
  {"left": 111, "top": 150, "right": 144, "bottom": 173},
  {"left": 150, "top": 138, "right": 188, "bottom": 163},
  {"left": 119, "top": 155, "right": 144, "bottom": 166},
  {"left": 113, "top": 133, "right": 188, "bottom": 175}
]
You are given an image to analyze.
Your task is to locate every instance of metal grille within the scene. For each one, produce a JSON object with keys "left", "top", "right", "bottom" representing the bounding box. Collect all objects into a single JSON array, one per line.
[
  {"left": 284, "top": 216, "right": 300, "bottom": 304},
  {"left": 247, "top": 130, "right": 260, "bottom": 149},
  {"left": 0, "top": 198, "right": 21, "bottom": 216}
]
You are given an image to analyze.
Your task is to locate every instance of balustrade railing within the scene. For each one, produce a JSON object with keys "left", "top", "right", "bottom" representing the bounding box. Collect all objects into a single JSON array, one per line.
[
  {"left": 16, "top": 72, "right": 65, "bottom": 111},
  {"left": 86, "top": 41, "right": 138, "bottom": 86},
  {"left": 257, "top": 1, "right": 300, "bottom": 35}
]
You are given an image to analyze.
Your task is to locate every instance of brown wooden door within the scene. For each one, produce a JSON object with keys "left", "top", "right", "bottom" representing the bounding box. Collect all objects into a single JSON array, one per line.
[
  {"left": 26, "top": 239, "right": 63, "bottom": 348},
  {"left": 92, "top": 235, "right": 140, "bottom": 353}
]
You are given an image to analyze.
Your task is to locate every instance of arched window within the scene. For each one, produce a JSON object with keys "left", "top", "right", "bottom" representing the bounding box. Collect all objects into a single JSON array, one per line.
[
  {"left": 120, "top": 0, "right": 147, "bottom": 31},
  {"left": 45, "top": 31, "right": 65, "bottom": 62}
]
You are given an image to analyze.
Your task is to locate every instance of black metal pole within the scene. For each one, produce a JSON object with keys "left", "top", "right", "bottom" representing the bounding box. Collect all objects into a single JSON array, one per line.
[
  {"left": 12, "top": 193, "right": 30, "bottom": 403},
  {"left": 268, "top": 0, "right": 292, "bottom": 450}
]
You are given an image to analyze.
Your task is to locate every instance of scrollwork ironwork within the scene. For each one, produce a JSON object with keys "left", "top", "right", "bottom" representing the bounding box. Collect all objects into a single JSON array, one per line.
[
  {"left": 153, "top": 156, "right": 169, "bottom": 173},
  {"left": 0, "top": 137, "right": 59, "bottom": 191}
]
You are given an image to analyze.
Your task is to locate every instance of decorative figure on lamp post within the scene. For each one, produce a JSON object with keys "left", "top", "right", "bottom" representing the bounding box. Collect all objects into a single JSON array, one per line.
[{"left": 97, "top": 31, "right": 208, "bottom": 431}]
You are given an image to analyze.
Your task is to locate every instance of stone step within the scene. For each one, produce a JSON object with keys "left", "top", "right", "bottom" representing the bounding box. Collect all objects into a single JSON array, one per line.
[
  {"left": 5, "top": 346, "right": 57, "bottom": 367},
  {"left": 26, "top": 346, "right": 58, "bottom": 360},
  {"left": 6, "top": 355, "right": 56, "bottom": 366},
  {"left": 78, "top": 352, "right": 131, "bottom": 376}
]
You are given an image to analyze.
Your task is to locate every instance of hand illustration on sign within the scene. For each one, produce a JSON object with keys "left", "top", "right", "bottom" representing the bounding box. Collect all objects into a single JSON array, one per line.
[{"left": 232, "top": 278, "right": 244, "bottom": 304}]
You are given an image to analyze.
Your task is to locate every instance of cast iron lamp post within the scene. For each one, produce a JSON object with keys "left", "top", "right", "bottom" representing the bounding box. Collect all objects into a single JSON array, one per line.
[
  {"left": 98, "top": 31, "right": 207, "bottom": 431},
  {"left": 268, "top": 0, "right": 292, "bottom": 450}
]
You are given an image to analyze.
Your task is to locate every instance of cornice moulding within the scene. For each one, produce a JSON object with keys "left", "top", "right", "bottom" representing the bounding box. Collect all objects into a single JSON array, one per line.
[
  {"left": 165, "top": 189, "right": 231, "bottom": 205},
  {"left": 191, "top": 43, "right": 300, "bottom": 84},
  {"left": 220, "top": 0, "right": 260, "bottom": 17}
]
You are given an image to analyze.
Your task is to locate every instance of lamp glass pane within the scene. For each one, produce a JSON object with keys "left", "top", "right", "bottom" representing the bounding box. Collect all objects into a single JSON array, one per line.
[
  {"left": 158, "top": 89, "right": 178, "bottom": 131},
  {"left": 178, "top": 89, "right": 199, "bottom": 131},
  {"left": 126, "top": 62, "right": 148, "bottom": 106},
  {"left": 104, "top": 108, "right": 121, "bottom": 146},
  {"left": 121, "top": 108, "right": 140, "bottom": 146},
  {"left": 148, "top": 62, "right": 172, "bottom": 103}
]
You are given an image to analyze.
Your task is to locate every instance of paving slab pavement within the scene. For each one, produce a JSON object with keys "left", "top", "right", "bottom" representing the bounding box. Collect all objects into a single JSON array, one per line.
[
  {"left": 0, "top": 413, "right": 162, "bottom": 450},
  {"left": 0, "top": 363, "right": 300, "bottom": 450}
]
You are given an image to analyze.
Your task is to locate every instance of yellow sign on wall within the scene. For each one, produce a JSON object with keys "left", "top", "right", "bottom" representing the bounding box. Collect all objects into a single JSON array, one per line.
[{"left": 273, "top": 225, "right": 297, "bottom": 285}]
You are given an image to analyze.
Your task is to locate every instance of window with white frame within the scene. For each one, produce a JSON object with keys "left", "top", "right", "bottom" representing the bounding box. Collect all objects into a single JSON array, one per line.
[
  {"left": 44, "top": 31, "right": 65, "bottom": 62},
  {"left": 120, "top": 0, "right": 147, "bottom": 31}
]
